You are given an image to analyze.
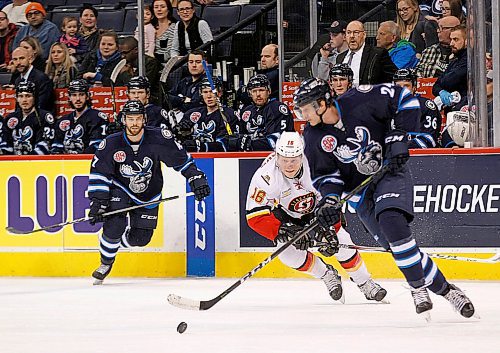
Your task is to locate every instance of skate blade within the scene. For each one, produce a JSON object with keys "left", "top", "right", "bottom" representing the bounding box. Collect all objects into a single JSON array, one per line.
[
  {"left": 379, "top": 298, "right": 391, "bottom": 304},
  {"left": 93, "top": 279, "right": 104, "bottom": 286},
  {"left": 338, "top": 291, "right": 346, "bottom": 304},
  {"left": 420, "top": 311, "right": 432, "bottom": 322},
  {"left": 472, "top": 313, "right": 481, "bottom": 319}
]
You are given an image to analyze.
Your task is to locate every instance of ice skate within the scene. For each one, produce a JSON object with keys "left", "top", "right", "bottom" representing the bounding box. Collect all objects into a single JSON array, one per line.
[
  {"left": 443, "top": 284, "right": 476, "bottom": 318},
  {"left": 321, "top": 264, "right": 344, "bottom": 303},
  {"left": 410, "top": 286, "right": 433, "bottom": 321},
  {"left": 358, "top": 279, "right": 388, "bottom": 303},
  {"left": 92, "top": 263, "right": 113, "bottom": 285}
]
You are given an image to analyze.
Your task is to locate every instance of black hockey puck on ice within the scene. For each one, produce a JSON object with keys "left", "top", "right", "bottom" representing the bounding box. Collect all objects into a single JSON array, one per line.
[{"left": 177, "top": 321, "right": 187, "bottom": 334}]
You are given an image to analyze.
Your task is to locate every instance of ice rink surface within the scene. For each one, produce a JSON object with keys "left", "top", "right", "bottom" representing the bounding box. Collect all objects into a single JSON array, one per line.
[{"left": 0, "top": 278, "right": 499, "bottom": 353}]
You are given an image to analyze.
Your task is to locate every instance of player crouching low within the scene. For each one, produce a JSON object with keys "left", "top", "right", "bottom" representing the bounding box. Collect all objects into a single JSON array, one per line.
[
  {"left": 88, "top": 100, "right": 211, "bottom": 284},
  {"left": 245, "top": 132, "right": 387, "bottom": 303}
]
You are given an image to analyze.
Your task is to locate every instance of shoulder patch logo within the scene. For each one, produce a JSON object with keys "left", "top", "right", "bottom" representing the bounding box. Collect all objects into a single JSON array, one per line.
[
  {"left": 425, "top": 100, "right": 436, "bottom": 110},
  {"left": 98, "top": 112, "right": 108, "bottom": 120},
  {"left": 189, "top": 111, "right": 202, "bottom": 123},
  {"left": 59, "top": 119, "right": 71, "bottom": 131},
  {"left": 161, "top": 109, "right": 169, "bottom": 119},
  {"left": 98, "top": 139, "right": 106, "bottom": 150},
  {"left": 279, "top": 104, "right": 289, "bottom": 115},
  {"left": 45, "top": 113, "right": 54, "bottom": 124},
  {"left": 241, "top": 110, "right": 251, "bottom": 122},
  {"left": 321, "top": 135, "right": 337, "bottom": 153},
  {"left": 356, "top": 85, "right": 374, "bottom": 93},
  {"left": 113, "top": 150, "right": 126, "bottom": 163},
  {"left": 7, "top": 117, "right": 18, "bottom": 129},
  {"left": 161, "top": 128, "right": 172, "bottom": 139}
]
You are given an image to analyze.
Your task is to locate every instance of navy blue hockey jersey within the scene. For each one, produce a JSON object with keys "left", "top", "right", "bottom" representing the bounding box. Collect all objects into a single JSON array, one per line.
[
  {"left": 88, "top": 127, "right": 203, "bottom": 205},
  {"left": 0, "top": 109, "right": 54, "bottom": 155},
  {"left": 303, "top": 84, "right": 420, "bottom": 198},
  {"left": 239, "top": 99, "right": 294, "bottom": 150},
  {"left": 52, "top": 108, "right": 108, "bottom": 154},
  {"left": 116, "top": 104, "right": 176, "bottom": 131},
  {"left": 408, "top": 96, "right": 442, "bottom": 148}
]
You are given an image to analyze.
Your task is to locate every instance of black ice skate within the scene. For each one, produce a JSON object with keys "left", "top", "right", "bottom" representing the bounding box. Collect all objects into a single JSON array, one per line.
[
  {"left": 442, "top": 284, "right": 476, "bottom": 318},
  {"left": 92, "top": 263, "right": 113, "bottom": 285},
  {"left": 411, "top": 286, "right": 433, "bottom": 320},
  {"left": 358, "top": 279, "right": 388, "bottom": 302},
  {"left": 321, "top": 264, "right": 344, "bottom": 303}
]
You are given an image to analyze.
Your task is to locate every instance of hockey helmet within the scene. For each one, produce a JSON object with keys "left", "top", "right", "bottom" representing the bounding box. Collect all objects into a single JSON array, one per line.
[
  {"left": 16, "top": 80, "right": 36, "bottom": 96},
  {"left": 293, "top": 77, "right": 333, "bottom": 109},
  {"left": 122, "top": 100, "right": 145, "bottom": 115},
  {"left": 68, "top": 79, "right": 90, "bottom": 94},
  {"left": 329, "top": 63, "right": 354, "bottom": 83},
  {"left": 393, "top": 68, "right": 417, "bottom": 87},
  {"left": 127, "top": 76, "right": 151, "bottom": 92},
  {"left": 246, "top": 74, "right": 271, "bottom": 91},
  {"left": 275, "top": 132, "right": 304, "bottom": 158},
  {"left": 199, "top": 76, "right": 223, "bottom": 92}
]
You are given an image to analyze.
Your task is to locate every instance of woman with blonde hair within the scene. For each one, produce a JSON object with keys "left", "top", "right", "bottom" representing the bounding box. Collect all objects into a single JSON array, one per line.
[
  {"left": 396, "top": 0, "right": 422, "bottom": 43},
  {"left": 45, "top": 42, "right": 78, "bottom": 89}
]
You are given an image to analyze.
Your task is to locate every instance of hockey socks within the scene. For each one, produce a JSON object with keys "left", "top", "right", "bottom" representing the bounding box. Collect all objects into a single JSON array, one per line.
[{"left": 99, "top": 233, "right": 120, "bottom": 264}]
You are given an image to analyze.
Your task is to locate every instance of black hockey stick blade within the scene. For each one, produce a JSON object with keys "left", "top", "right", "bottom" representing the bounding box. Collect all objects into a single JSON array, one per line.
[{"left": 5, "top": 226, "right": 34, "bottom": 235}]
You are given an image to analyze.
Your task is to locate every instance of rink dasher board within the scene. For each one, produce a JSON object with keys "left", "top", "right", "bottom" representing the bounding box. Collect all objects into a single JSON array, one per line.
[{"left": 0, "top": 150, "right": 499, "bottom": 279}]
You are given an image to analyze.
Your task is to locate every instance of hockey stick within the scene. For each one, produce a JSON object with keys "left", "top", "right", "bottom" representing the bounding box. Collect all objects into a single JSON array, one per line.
[
  {"left": 167, "top": 170, "right": 383, "bottom": 311},
  {"left": 313, "top": 242, "right": 500, "bottom": 264},
  {"left": 201, "top": 60, "right": 233, "bottom": 135},
  {"left": 108, "top": 59, "right": 127, "bottom": 123},
  {"left": 160, "top": 56, "right": 184, "bottom": 112},
  {"left": 6, "top": 193, "right": 193, "bottom": 235}
]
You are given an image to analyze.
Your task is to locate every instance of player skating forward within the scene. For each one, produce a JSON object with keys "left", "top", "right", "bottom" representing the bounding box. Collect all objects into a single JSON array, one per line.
[
  {"left": 294, "top": 78, "right": 475, "bottom": 318},
  {"left": 246, "top": 131, "right": 387, "bottom": 303},
  {"left": 88, "top": 100, "right": 210, "bottom": 284}
]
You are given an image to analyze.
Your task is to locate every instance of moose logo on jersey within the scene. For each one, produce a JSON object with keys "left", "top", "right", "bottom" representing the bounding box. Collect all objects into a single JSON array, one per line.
[
  {"left": 64, "top": 124, "right": 85, "bottom": 153},
  {"left": 120, "top": 157, "right": 154, "bottom": 193},
  {"left": 288, "top": 192, "right": 316, "bottom": 214},
  {"left": 193, "top": 120, "right": 216, "bottom": 142},
  {"left": 333, "top": 126, "right": 382, "bottom": 175},
  {"left": 13, "top": 126, "right": 33, "bottom": 154},
  {"left": 246, "top": 114, "right": 264, "bottom": 135}
]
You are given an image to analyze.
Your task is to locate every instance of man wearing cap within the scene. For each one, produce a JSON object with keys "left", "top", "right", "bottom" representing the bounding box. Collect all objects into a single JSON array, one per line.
[
  {"left": 12, "top": 2, "right": 60, "bottom": 60},
  {"left": 316, "top": 20, "right": 348, "bottom": 81},
  {"left": 2, "top": 0, "right": 30, "bottom": 26}
]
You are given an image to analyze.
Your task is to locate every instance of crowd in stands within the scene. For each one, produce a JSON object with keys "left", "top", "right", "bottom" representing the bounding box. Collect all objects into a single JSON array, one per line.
[{"left": 0, "top": 0, "right": 488, "bottom": 154}]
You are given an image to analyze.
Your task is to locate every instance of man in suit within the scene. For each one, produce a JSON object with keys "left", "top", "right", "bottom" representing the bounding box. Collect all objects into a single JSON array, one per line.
[
  {"left": 336, "top": 20, "right": 397, "bottom": 86},
  {"left": 9, "top": 47, "right": 54, "bottom": 112}
]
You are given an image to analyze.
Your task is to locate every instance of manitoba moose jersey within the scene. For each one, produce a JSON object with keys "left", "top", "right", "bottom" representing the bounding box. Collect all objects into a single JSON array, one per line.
[
  {"left": 88, "top": 127, "right": 203, "bottom": 205},
  {"left": 52, "top": 108, "right": 108, "bottom": 154},
  {"left": 246, "top": 152, "right": 320, "bottom": 240},
  {"left": 304, "top": 84, "right": 420, "bottom": 197},
  {"left": 239, "top": 100, "right": 295, "bottom": 150},
  {"left": 408, "top": 96, "right": 441, "bottom": 148},
  {"left": 0, "top": 109, "right": 54, "bottom": 155},
  {"left": 117, "top": 104, "right": 176, "bottom": 131}
]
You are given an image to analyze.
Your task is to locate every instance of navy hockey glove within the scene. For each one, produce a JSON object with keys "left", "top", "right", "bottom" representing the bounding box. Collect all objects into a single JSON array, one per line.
[
  {"left": 276, "top": 223, "right": 313, "bottom": 250},
  {"left": 174, "top": 119, "right": 194, "bottom": 138},
  {"left": 183, "top": 139, "right": 205, "bottom": 152},
  {"left": 188, "top": 173, "right": 211, "bottom": 201},
  {"left": 89, "top": 198, "right": 109, "bottom": 225},
  {"left": 226, "top": 134, "right": 252, "bottom": 151},
  {"left": 384, "top": 129, "right": 409, "bottom": 174},
  {"left": 315, "top": 226, "right": 339, "bottom": 257},
  {"left": 315, "top": 196, "right": 341, "bottom": 229}
]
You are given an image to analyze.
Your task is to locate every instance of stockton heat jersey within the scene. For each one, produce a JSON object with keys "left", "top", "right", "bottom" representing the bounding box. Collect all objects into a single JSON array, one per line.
[{"left": 246, "top": 152, "right": 320, "bottom": 240}]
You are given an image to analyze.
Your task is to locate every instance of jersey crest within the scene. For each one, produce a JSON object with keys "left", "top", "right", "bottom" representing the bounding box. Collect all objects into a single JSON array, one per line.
[
  {"left": 7, "top": 117, "right": 18, "bottom": 129},
  {"left": 13, "top": 126, "right": 34, "bottom": 153},
  {"left": 288, "top": 192, "right": 316, "bottom": 214},
  {"left": 333, "top": 126, "right": 382, "bottom": 175},
  {"left": 64, "top": 124, "right": 85, "bottom": 153},
  {"left": 194, "top": 120, "right": 216, "bottom": 142},
  {"left": 321, "top": 135, "right": 337, "bottom": 152},
  {"left": 119, "top": 157, "right": 154, "bottom": 193}
]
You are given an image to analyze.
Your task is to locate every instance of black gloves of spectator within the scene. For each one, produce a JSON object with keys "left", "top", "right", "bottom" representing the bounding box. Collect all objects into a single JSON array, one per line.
[
  {"left": 315, "top": 196, "right": 341, "bottom": 229},
  {"left": 384, "top": 129, "right": 409, "bottom": 174},
  {"left": 188, "top": 173, "right": 211, "bottom": 201},
  {"left": 276, "top": 222, "right": 314, "bottom": 250},
  {"left": 89, "top": 198, "right": 109, "bottom": 225}
]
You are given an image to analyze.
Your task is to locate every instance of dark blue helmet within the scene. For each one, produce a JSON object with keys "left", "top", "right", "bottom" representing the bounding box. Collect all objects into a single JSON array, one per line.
[
  {"left": 126, "top": 76, "right": 151, "bottom": 92},
  {"left": 293, "top": 77, "right": 333, "bottom": 108},
  {"left": 16, "top": 80, "right": 36, "bottom": 96},
  {"left": 247, "top": 74, "right": 271, "bottom": 91},
  {"left": 329, "top": 63, "right": 354, "bottom": 83},
  {"left": 122, "top": 99, "right": 145, "bottom": 115},
  {"left": 393, "top": 68, "right": 417, "bottom": 87},
  {"left": 68, "top": 79, "right": 90, "bottom": 94},
  {"left": 200, "top": 76, "right": 223, "bottom": 92}
]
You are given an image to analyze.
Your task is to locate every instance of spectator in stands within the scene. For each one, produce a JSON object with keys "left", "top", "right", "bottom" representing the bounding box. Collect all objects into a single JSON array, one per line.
[
  {"left": 376, "top": 21, "right": 418, "bottom": 69},
  {"left": 12, "top": 2, "right": 60, "bottom": 60},
  {"left": 336, "top": 21, "right": 397, "bottom": 85},
  {"left": 45, "top": 42, "right": 77, "bottom": 89},
  {"left": 395, "top": 0, "right": 425, "bottom": 54},
  {"left": 2, "top": 0, "right": 29, "bottom": 26},
  {"left": 115, "top": 36, "right": 161, "bottom": 104},
  {"left": 79, "top": 30, "right": 123, "bottom": 87},
  {"left": 170, "top": 0, "right": 213, "bottom": 57},
  {"left": 135, "top": 4, "right": 156, "bottom": 57},
  {"left": 432, "top": 24, "right": 468, "bottom": 112},
  {"left": 0, "top": 10, "right": 17, "bottom": 71},
  {"left": 59, "top": 16, "right": 88, "bottom": 67},
  {"left": 9, "top": 47, "right": 54, "bottom": 112},
  {"left": 316, "top": 20, "right": 348, "bottom": 81},
  {"left": 19, "top": 36, "right": 44, "bottom": 71},
  {"left": 419, "top": 0, "right": 442, "bottom": 17},
  {"left": 167, "top": 49, "right": 206, "bottom": 112},
  {"left": 78, "top": 5, "right": 100, "bottom": 54},
  {"left": 259, "top": 44, "right": 279, "bottom": 99},
  {"left": 415, "top": 16, "right": 460, "bottom": 78},
  {"left": 153, "top": 0, "right": 177, "bottom": 65}
]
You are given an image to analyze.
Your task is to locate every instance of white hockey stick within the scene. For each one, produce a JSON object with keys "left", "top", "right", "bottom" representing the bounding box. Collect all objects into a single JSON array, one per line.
[{"left": 108, "top": 59, "right": 127, "bottom": 122}]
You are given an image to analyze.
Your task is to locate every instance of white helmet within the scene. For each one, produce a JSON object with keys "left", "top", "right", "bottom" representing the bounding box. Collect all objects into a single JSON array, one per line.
[
  {"left": 275, "top": 132, "right": 304, "bottom": 157},
  {"left": 446, "top": 111, "right": 470, "bottom": 146}
]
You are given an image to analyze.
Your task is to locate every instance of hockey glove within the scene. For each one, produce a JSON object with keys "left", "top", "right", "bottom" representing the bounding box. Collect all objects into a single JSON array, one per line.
[
  {"left": 173, "top": 119, "right": 194, "bottom": 138},
  {"left": 384, "top": 129, "right": 409, "bottom": 174},
  {"left": 188, "top": 173, "right": 211, "bottom": 201},
  {"left": 315, "top": 226, "right": 339, "bottom": 257},
  {"left": 315, "top": 196, "right": 341, "bottom": 229},
  {"left": 89, "top": 198, "right": 109, "bottom": 225},
  {"left": 183, "top": 139, "right": 204, "bottom": 152},
  {"left": 439, "top": 90, "right": 453, "bottom": 106},
  {"left": 106, "top": 121, "right": 122, "bottom": 135},
  {"left": 276, "top": 223, "right": 313, "bottom": 250}
]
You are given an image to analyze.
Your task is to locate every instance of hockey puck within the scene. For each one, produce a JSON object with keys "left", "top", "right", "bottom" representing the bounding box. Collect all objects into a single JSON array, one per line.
[{"left": 177, "top": 321, "right": 187, "bottom": 334}]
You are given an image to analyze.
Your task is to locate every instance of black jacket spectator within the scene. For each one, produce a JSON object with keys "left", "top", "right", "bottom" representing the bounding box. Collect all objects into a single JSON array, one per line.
[
  {"left": 78, "top": 51, "right": 122, "bottom": 87},
  {"left": 168, "top": 74, "right": 205, "bottom": 112},
  {"left": 432, "top": 48, "right": 467, "bottom": 108},
  {"left": 13, "top": 68, "right": 55, "bottom": 112}
]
